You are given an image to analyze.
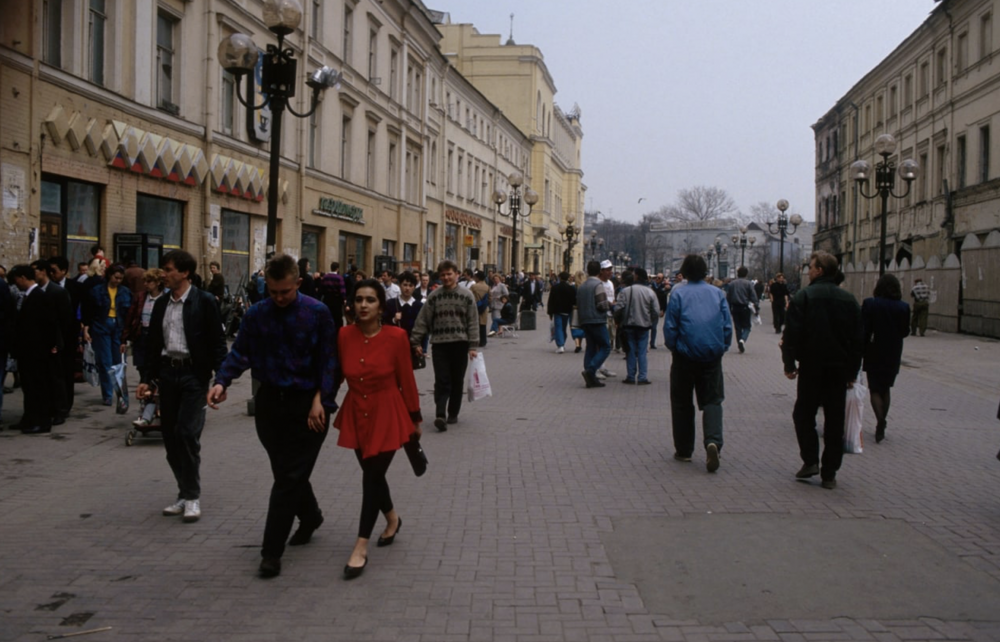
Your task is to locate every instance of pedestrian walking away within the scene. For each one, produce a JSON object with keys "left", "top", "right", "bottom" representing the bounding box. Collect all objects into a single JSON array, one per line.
[
  {"left": 770, "top": 273, "right": 789, "bottom": 334},
  {"left": 862, "top": 274, "right": 910, "bottom": 444},
  {"left": 781, "top": 251, "right": 864, "bottom": 490},
  {"left": 614, "top": 267, "right": 660, "bottom": 384},
  {"left": 910, "top": 278, "right": 931, "bottom": 336},
  {"left": 411, "top": 260, "right": 479, "bottom": 431},
  {"left": 137, "top": 250, "right": 227, "bottom": 524},
  {"left": 726, "top": 266, "right": 758, "bottom": 354},
  {"left": 334, "top": 279, "right": 422, "bottom": 580},
  {"left": 208, "top": 254, "right": 339, "bottom": 579},
  {"left": 546, "top": 271, "right": 576, "bottom": 353},
  {"left": 664, "top": 255, "right": 731, "bottom": 472},
  {"left": 576, "top": 260, "right": 612, "bottom": 388}
]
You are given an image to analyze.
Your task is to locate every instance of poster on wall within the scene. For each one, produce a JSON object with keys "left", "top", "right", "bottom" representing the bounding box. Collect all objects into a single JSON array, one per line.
[{"left": 248, "top": 51, "right": 273, "bottom": 143}]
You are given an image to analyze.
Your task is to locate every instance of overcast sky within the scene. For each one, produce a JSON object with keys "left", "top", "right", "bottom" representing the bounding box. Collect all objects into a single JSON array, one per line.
[{"left": 444, "top": 1, "right": 940, "bottom": 224}]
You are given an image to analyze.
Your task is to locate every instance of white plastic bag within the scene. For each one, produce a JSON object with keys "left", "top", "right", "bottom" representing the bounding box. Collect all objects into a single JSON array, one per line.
[
  {"left": 844, "top": 378, "right": 867, "bottom": 454},
  {"left": 466, "top": 353, "right": 492, "bottom": 401},
  {"left": 109, "top": 355, "right": 130, "bottom": 415},
  {"left": 82, "top": 343, "right": 100, "bottom": 387}
]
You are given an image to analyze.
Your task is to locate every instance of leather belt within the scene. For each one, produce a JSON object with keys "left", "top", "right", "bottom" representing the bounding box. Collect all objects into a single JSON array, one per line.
[{"left": 166, "top": 356, "right": 194, "bottom": 368}]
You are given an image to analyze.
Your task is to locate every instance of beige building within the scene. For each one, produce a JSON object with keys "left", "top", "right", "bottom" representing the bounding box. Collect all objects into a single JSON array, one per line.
[
  {"left": 436, "top": 20, "right": 586, "bottom": 275},
  {"left": 0, "top": 1, "right": 577, "bottom": 286},
  {"left": 812, "top": 0, "right": 999, "bottom": 269}
]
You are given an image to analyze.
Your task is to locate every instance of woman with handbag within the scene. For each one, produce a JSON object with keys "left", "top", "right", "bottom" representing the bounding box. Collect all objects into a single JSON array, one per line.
[
  {"left": 614, "top": 268, "right": 661, "bottom": 385},
  {"left": 861, "top": 273, "right": 910, "bottom": 444},
  {"left": 334, "top": 279, "right": 422, "bottom": 579}
]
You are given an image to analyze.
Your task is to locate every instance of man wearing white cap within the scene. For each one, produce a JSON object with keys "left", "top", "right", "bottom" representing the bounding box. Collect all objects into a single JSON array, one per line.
[{"left": 597, "top": 260, "right": 617, "bottom": 378}]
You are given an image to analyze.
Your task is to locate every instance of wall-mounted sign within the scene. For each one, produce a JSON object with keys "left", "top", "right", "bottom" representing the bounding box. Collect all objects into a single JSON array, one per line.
[
  {"left": 314, "top": 197, "right": 365, "bottom": 224},
  {"left": 445, "top": 208, "right": 482, "bottom": 230},
  {"left": 464, "top": 234, "right": 475, "bottom": 247},
  {"left": 500, "top": 225, "right": 514, "bottom": 237},
  {"left": 248, "top": 51, "right": 273, "bottom": 143}
]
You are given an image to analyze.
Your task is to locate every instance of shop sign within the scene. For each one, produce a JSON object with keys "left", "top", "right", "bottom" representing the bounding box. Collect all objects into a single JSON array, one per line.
[
  {"left": 314, "top": 197, "right": 365, "bottom": 224},
  {"left": 445, "top": 209, "right": 482, "bottom": 230},
  {"left": 464, "top": 234, "right": 475, "bottom": 247}
]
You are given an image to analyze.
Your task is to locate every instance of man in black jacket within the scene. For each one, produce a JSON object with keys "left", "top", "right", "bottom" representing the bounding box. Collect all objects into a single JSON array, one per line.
[
  {"left": 781, "top": 251, "right": 863, "bottom": 490},
  {"left": 9, "top": 265, "right": 63, "bottom": 434},
  {"left": 136, "top": 250, "right": 227, "bottom": 522},
  {"left": 31, "top": 260, "right": 73, "bottom": 424},
  {"left": 546, "top": 272, "right": 576, "bottom": 354}
]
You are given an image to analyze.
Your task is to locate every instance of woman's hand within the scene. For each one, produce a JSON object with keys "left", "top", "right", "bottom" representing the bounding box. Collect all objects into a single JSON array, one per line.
[
  {"left": 307, "top": 393, "right": 327, "bottom": 432},
  {"left": 412, "top": 422, "right": 422, "bottom": 438}
]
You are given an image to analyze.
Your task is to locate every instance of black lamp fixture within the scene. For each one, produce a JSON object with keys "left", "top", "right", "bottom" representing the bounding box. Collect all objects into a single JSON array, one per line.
[
  {"left": 731, "top": 226, "right": 756, "bottom": 267},
  {"left": 492, "top": 171, "right": 538, "bottom": 276},
  {"left": 766, "top": 199, "right": 803, "bottom": 275},
  {"left": 558, "top": 213, "right": 581, "bottom": 273},
  {"left": 586, "top": 230, "right": 604, "bottom": 261},
  {"left": 849, "top": 134, "right": 920, "bottom": 276},
  {"left": 217, "top": 0, "right": 341, "bottom": 258}
]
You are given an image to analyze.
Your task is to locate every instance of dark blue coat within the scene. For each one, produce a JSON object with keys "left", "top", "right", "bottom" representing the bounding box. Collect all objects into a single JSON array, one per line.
[{"left": 862, "top": 296, "right": 910, "bottom": 376}]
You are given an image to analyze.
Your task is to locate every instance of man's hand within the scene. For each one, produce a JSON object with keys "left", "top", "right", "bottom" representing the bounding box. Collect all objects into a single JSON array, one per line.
[
  {"left": 307, "top": 397, "right": 327, "bottom": 433},
  {"left": 207, "top": 384, "right": 227, "bottom": 409},
  {"left": 413, "top": 345, "right": 424, "bottom": 357},
  {"left": 83, "top": 327, "right": 91, "bottom": 343},
  {"left": 120, "top": 343, "right": 128, "bottom": 354},
  {"left": 847, "top": 379, "right": 856, "bottom": 390},
  {"left": 784, "top": 370, "right": 798, "bottom": 380},
  {"left": 468, "top": 350, "right": 478, "bottom": 360},
  {"left": 136, "top": 383, "right": 153, "bottom": 400}
]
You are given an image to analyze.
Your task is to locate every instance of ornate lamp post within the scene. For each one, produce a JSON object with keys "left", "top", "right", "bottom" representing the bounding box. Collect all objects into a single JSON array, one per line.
[
  {"left": 850, "top": 134, "right": 920, "bottom": 276},
  {"left": 766, "top": 199, "right": 803, "bottom": 275},
  {"left": 558, "top": 213, "right": 581, "bottom": 273},
  {"left": 731, "top": 226, "right": 756, "bottom": 267},
  {"left": 586, "top": 230, "right": 605, "bottom": 261},
  {"left": 218, "top": 0, "right": 341, "bottom": 258},
  {"left": 492, "top": 170, "right": 539, "bottom": 277},
  {"left": 704, "top": 245, "right": 716, "bottom": 277}
]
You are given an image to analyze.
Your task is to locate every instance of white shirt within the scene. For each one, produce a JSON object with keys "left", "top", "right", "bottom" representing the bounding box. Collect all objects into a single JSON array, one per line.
[
  {"left": 383, "top": 282, "right": 401, "bottom": 300},
  {"left": 162, "top": 286, "right": 192, "bottom": 357}
]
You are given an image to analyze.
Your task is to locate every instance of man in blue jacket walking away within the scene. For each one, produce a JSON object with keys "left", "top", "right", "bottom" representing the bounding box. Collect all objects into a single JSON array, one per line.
[{"left": 664, "top": 254, "right": 732, "bottom": 473}]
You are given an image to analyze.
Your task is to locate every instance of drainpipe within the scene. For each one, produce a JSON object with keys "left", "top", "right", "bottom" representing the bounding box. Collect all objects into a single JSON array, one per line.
[
  {"left": 202, "top": 3, "right": 216, "bottom": 271},
  {"left": 845, "top": 100, "right": 860, "bottom": 265}
]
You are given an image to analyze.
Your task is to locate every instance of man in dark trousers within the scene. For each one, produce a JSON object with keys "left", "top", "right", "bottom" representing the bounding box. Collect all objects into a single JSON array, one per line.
[
  {"left": 136, "top": 250, "right": 227, "bottom": 523},
  {"left": 49, "top": 256, "right": 84, "bottom": 408},
  {"left": 31, "top": 260, "right": 73, "bottom": 424},
  {"left": 781, "top": 251, "right": 863, "bottom": 490},
  {"left": 769, "top": 273, "right": 789, "bottom": 333},
  {"left": 9, "top": 265, "right": 62, "bottom": 434},
  {"left": 209, "top": 254, "right": 339, "bottom": 579},
  {"left": 726, "top": 266, "right": 759, "bottom": 354},
  {"left": 546, "top": 271, "right": 576, "bottom": 354}
]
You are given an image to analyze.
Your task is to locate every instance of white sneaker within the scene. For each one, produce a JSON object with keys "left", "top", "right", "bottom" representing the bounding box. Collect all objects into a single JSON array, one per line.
[
  {"left": 556, "top": 346, "right": 565, "bottom": 354},
  {"left": 162, "top": 499, "right": 186, "bottom": 516},
  {"left": 487, "top": 330, "right": 496, "bottom": 337},
  {"left": 599, "top": 368, "right": 616, "bottom": 378},
  {"left": 183, "top": 499, "right": 201, "bottom": 523},
  {"left": 595, "top": 371, "right": 607, "bottom": 379}
]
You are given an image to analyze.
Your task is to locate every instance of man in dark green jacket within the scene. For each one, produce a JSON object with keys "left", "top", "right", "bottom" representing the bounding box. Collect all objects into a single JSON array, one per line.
[{"left": 781, "top": 251, "right": 863, "bottom": 490}]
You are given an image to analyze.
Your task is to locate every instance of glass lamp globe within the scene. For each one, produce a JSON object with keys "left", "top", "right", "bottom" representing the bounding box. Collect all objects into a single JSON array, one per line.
[
  {"left": 218, "top": 33, "right": 258, "bottom": 74},
  {"left": 523, "top": 188, "right": 539, "bottom": 206},
  {"left": 508, "top": 171, "right": 524, "bottom": 187},
  {"left": 732, "top": 235, "right": 739, "bottom": 244},
  {"left": 874, "top": 133, "right": 897, "bottom": 157},
  {"left": 749, "top": 236, "right": 756, "bottom": 245},
  {"left": 263, "top": 0, "right": 303, "bottom": 36},
  {"left": 898, "top": 158, "right": 920, "bottom": 182},
  {"left": 776, "top": 199, "right": 789, "bottom": 213},
  {"left": 790, "top": 214, "right": 804, "bottom": 226},
  {"left": 492, "top": 189, "right": 507, "bottom": 205},
  {"left": 739, "top": 225, "right": 748, "bottom": 234},
  {"left": 849, "top": 160, "right": 872, "bottom": 182},
  {"left": 566, "top": 212, "right": 576, "bottom": 224}
]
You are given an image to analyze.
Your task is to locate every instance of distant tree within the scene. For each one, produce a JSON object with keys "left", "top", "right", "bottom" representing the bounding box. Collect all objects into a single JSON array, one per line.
[{"left": 666, "top": 186, "right": 738, "bottom": 222}]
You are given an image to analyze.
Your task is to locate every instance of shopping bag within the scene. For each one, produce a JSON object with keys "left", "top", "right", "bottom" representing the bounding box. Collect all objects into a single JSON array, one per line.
[
  {"left": 844, "top": 378, "right": 866, "bottom": 454},
  {"left": 549, "top": 318, "right": 556, "bottom": 342},
  {"left": 466, "top": 353, "right": 492, "bottom": 401},
  {"left": 109, "top": 355, "right": 130, "bottom": 415},
  {"left": 82, "top": 343, "right": 100, "bottom": 387}
]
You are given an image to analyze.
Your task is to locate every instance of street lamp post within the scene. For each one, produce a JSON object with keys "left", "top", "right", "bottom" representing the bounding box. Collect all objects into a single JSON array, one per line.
[
  {"left": 766, "top": 199, "right": 803, "bottom": 275},
  {"left": 492, "top": 170, "right": 539, "bottom": 277},
  {"left": 731, "top": 226, "right": 756, "bottom": 267},
  {"left": 558, "top": 213, "right": 581, "bottom": 274},
  {"left": 586, "top": 231, "right": 605, "bottom": 261},
  {"left": 850, "top": 134, "right": 920, "bottom": 276},
  {"left": 217, "top": 0, "right": 341, "bottom": 259},
  {"left": 705, "top": 246, "right": 716, "bottom": 278}
]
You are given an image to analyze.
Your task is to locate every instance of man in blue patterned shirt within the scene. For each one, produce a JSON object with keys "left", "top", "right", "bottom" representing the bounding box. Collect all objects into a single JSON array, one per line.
[{"left": 208, "top": 254, "right": 339, "bottom": 579}]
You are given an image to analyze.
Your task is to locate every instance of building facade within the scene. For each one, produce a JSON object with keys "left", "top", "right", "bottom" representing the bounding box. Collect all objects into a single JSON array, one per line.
[
  {"left": 0, "top": 1, "right": 582, "bottom": 286},
  {"left": 812, "top": 0, "right": 999, "bottom": 270}
]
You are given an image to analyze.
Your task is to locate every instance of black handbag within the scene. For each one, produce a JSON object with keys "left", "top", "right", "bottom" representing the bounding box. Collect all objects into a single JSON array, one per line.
[
  {"left": 412, "top": 348, "right": 426, "bottom": 370},
  {"left": 403, "top": 433, "right": 427, "bottom": 476}
]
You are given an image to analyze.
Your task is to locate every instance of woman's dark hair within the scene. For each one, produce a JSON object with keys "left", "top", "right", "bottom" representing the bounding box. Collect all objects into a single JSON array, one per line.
[
  {"left": 352, "top": 278, "right": 387, "bottom": 317},
  {"left": 679, "top": 255, "right": 708, "bottom": 282},
  {"left": 106, "top": 264, "right": 125, "bottom": 277},
  {"left": 873, "top": 273, "right": 902, "bottom": 300},
  {"left": 398, "top": 271, "right": 418, "bottom": 286}
]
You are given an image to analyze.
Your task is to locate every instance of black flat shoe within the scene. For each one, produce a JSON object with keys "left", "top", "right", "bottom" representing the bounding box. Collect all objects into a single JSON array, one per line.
[
  {"left": 377, "top": 517, "right": 401, "bottom": 547},
  {"left": 288, "top": 514, "right": 324, "bottom": 546},
  {"left": 343, "top": 557, "right": 368, "bottom": 580},
  {"left": 875, "top": 424, "right": 886, "bottom": 444},
  {"left": 259, "top": 557, "right": 282, "bottom": 578}
]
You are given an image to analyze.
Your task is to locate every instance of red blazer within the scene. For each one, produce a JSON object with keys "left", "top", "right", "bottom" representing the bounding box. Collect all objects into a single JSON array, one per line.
[{"left": 334, "top": 325, "right": 422, "bottom": 458}]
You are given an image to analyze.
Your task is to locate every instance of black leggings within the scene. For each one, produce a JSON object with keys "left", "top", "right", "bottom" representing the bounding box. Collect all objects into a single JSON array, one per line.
[{"left": 355, "top": 449, "right": 396, "bottom": 539}]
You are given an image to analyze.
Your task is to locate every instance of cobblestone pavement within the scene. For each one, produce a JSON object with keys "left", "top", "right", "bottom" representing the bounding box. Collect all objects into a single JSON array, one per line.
[{"left": 2, "top": 308, "right": 999, "bottom": 642}]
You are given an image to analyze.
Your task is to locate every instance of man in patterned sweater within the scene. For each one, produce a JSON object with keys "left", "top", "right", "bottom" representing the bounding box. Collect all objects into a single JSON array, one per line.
[{"left": 411, "top": 260, "right": 478, "bottom": 432}]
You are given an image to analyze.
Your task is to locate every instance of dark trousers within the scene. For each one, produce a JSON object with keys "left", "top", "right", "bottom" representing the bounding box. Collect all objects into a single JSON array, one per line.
[
  {"left": 20, "top": 353, "right": 59, "bottom": 428},
  {"left": 772, "top": 301, "right": 786, "bottom": 332},
  {"left": 479, "top": 324, "right": 487, "bottom": 347},
  {"left": 255, "top": 386, "right": 328, "bottom": 559},
  {"left": 58, "top": 339, "right": 76, "bottom": 416},
  {"left": 432, "top": 341, "right": 469, "bottom": 420},
  {"left": 731, "top": 304, "right": 752, "bottom": 343},
  {"left": 355, "top": 449, "right": 396, "bottom": 539},
  {"left": 792, "top": 367, "right": 847, "bottom": 481},
  {"left": 670, "top": 353, "right": 725, "bottom": 457},
  {"left": 158, "top": 364, "right": 208, "bottom": 501}
]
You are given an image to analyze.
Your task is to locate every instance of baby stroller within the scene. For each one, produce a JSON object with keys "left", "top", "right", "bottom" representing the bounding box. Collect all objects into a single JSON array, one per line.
[{"left": 126, "top": 388, "right": 162, "bottom": 446}]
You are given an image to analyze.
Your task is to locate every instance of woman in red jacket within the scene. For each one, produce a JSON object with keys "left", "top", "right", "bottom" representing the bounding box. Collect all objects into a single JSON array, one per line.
[{"left": 334, "top": 279, "right": 422, "bottom": 579}]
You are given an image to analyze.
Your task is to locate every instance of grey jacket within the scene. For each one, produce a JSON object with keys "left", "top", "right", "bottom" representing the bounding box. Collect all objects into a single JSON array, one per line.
[
  {"left": 576, "top": 277, "right": 610, "bottom": 325},
  {"left": 615, "top": 284, "right": 660, "bottom": 329}
]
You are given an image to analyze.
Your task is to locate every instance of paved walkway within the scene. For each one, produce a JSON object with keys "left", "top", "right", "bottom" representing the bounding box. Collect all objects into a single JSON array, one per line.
[{"left": 2, "top": 308, "right": 999, "bottom": 641}]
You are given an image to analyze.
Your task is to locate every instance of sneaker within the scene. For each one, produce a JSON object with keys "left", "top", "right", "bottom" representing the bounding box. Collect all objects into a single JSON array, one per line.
[
  {"left": 487, "top": 330, "right": 496, "bottom": 337},
  {"left": 162, "top": 499, "right": 186, "bottom": 516},
  {"left": 183, "top": 499, "right": 201, "bottom": 523},
  {"left": 599, "top": 368, "right": 616, "bottom": 378},
  {"left": 259, "top": 557, "right": 282, "bottom": 578},
  {"left": 706, "top": 443, "right": 720, "bottom": 473},
  {"left": 434, "top": 417, "right": 447, "bottom": 432},
  {"left": 738, "top": 339, "right": 745, "bottom": 353},
  {"left": 821, "top": 478, "right": 837, "bottom": 490},
  {"left": 446, "top": 416, "right": 458, "bottom": 425},
  {"left": 795, "top": 464, "right": 819, "bottom": 479},
  {"left": 637, "top": 380, "right": 652, "bottom": 385},
  {"left": 622, "top": 379, "right": 635, "bottom": 385},
  {"left": 673, "top": 453, "right": 692, "bottom": 463},
  {"left": 556, "top": 346, "right": 565, "bottom": 354},
  {"left": 595, "top": 371, "right": 607, "bottom": 379},
  {"left": 132, "top": 418, "right": 151, "bottom": 428}
]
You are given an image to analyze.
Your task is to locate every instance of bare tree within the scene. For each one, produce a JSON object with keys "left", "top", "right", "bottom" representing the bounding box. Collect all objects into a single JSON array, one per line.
[{"left": 666, "top": 186, "right": 738, "bottom": 222}]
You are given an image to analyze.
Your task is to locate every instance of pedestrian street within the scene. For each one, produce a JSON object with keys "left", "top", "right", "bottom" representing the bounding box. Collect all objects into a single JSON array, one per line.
[{"left": 2, "top": 310, "right": 999, "bottom": 642}]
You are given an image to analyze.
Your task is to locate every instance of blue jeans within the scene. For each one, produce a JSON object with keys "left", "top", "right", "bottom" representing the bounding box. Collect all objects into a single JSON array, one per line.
[
  {"left": 624, "top": 327, "right": 650, "bottom": 382},
  {"left": 582, "top": 324, "right": 611, "bottom": 376},
  {"left": 90, "top": 316, "right": 122, "bottom": 403},
  {"left": 552, "top": 314, "right": 570, "bottom": 348}
]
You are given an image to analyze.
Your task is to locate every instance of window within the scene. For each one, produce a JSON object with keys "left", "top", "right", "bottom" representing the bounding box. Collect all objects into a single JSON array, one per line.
[
  {"left": 311, "top": 0, "right": 322, "bottom": 41},
  {"left": 405, "top": 61, "right": 413, "bottom": 111},
  {"left": 88, "top": 0, "right": 107, "bottom": 85},
  {"left": 136, "top": 194, "right": 183, "bottom": 250},
  {"left": 368, "top": 25, "right": 378, "bottom": 79},
  {"left": 919, "top": 62, "right": 929, "bottom": 97},
  {"left": 343, "top": 5, "right": 353, "bottom": 65},
  {"left": 446, "top": 148, "right": 453, "bottom": 194},
  {"left": 889, "top": 85, "right": 897, "bottom": 117},
  {"left": 389, "top": 46, "right": 399, "bottom": 100},
  {"left": 904, "top": 74, "right": 913, "bottom": 107},
  {"left": 221, "top": 70, "right": 236, "bottom": 135},
  {"left": 957, "top": 31, "right": 969, "bottom": 71},
  {"left": 157, "top": 12, "right": 178, "bottom": 113},
  {"left": 981, "top": 125, "right": 991, "bottom": 183},
  {"left": 982, "top": 12, "right": 993, "bottom": 60},
  {"left": 308, "top": 110, "right": 319, "bottom": 168},
  {"left": 864, "top": 104, "right": 871, "bottom": 131},
  {"left": 366, "top": 129, "right": 375, "bottom": 188},
  {"left": 41, "top": 177, "right": 101, "bottom": 270},
  {"left": 221, "top": 210, "right": 250, "bottom": 289},
  {"left": 429, "top": 141, "right": 437, "bottom": 185},
  {"left": 919, "top": 152, "right": 929, "bottom": 201},
  {"left": 341, "top": 115, "right": 352, "bottom": 180},
  {"left": 302, "top": 226, "right": 321, "bottom": 272},
  {"left": 457, "top": 152, "right": 463, "bottom": 197},
  {"left": 413, "top": 70, "right": 421, "bottom": 113},
  {"left": 43, "top": 0, "right": 62, "bottom": 66},
  {"left": 957, "top": 135, "right": 967, "bottom": 188},
  {"left": 876, "top": 95, "right": 883, "bottom": 125},
  {"left": 935, "top": 144, "right": 946, "bottom": 195},
  {"left": 936, "top": 48, "right": 947, "bottom": 86},
  {"left": 388, "top": 140, "right": 397, "bottom": 197}
]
